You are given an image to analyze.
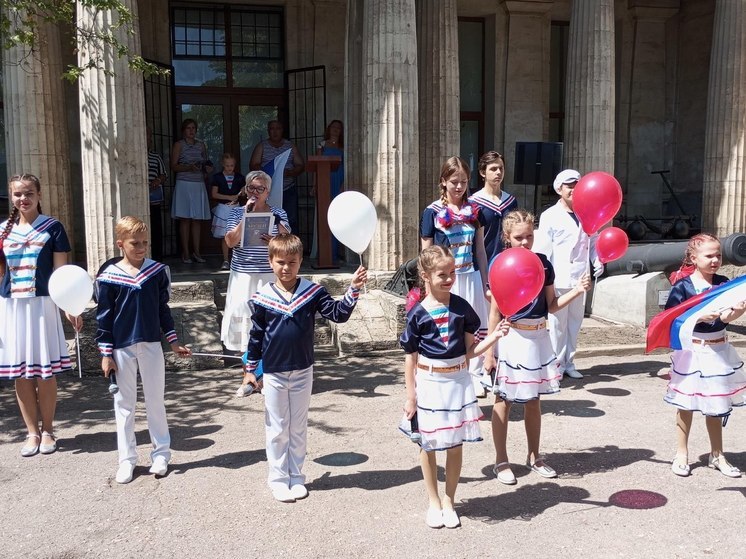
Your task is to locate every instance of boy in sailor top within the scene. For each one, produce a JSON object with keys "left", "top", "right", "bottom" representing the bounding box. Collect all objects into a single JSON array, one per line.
[
  {"left": 242, "top": 234, "right": 367, "bottom": 502},
  {"left": 95, "top": 217, "right": 191, "bottom": 484}
]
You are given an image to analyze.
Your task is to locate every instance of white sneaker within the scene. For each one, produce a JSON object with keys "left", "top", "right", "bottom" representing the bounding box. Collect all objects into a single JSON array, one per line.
[
  {"left": 271, "top": 486, "right": 296, "bottom": 502},
  {"left": 289, "top": 484, "right": 309, "bottom": 500},
  {"left": 149, "top": 456, "right": 169, "bottom": 476},
  {"left": 564, "top": 366, "right": 583, "bottom": 379},
  {"left": 115, "top": 462, "right": 135, "bottom": 484}
]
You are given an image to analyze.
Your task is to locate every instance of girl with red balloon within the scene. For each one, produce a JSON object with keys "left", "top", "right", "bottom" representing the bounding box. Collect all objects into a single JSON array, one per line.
[
  {"left": 483, "top": 210, "right": 590, "bottom": 484},
  {"left": 420, "top": 157, "right": 492, "bottom": 397},
  {"left": 468, "top": 151, "right": 518, "bottom": 263},
  {"left": 399, "top": 245, "right": 509, "bottom": 528},
  {"left": 533, "top": 169, "right": 604, "bottom": 380}
]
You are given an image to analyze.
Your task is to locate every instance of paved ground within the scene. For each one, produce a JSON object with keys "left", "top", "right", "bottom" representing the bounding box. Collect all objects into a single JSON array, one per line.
[{"left": 2, "top": 325, "right": 745, "bottom": 558}]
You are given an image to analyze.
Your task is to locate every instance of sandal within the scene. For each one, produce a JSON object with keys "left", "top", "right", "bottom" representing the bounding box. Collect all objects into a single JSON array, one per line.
[
  {"left": 21, "top": 434, "right": 40, "bottom": 457},
  {"left": 671, "top": 455, "right": 690, "bottom": 477},
  {"left": 708, "top": 454, "right": 741, "bottom": 478},
  {"left": 493, "top": 461, "right": 516, "bottom": 485},
  {"left": 527, "top": 456, "right": 557, "bottom": 479},
  {"left": 40, "top": 431, "right": 57, "bottom": 454}
]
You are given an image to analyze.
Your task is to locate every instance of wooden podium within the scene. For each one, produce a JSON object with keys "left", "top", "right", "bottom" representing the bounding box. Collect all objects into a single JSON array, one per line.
[{"left": 307, "top": 155, "right": 342, "bottom": 269}]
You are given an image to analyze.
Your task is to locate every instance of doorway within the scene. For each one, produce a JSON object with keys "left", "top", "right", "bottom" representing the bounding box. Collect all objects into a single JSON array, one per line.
[{"left": 175, "top": 94, "right": 281, "bottom": 255}]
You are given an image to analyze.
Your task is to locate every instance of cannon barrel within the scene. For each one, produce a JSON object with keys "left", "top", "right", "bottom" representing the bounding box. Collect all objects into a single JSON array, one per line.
[{"left": 604, "top": 233, "right": 746, "bottom": 276}]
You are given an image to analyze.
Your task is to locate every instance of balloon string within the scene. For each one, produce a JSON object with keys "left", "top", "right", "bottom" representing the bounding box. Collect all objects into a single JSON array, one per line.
[
  {"left": 359, "top": 252, "right": 367, "bottom": 294},
  {"left": 75, "top": 330, "right": 82, "bottom": 379}
]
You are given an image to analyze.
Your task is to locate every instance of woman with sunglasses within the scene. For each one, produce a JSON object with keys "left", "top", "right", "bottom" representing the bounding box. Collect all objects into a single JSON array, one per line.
[{"left": 221, "top": 171, "right": 290, "bottom": 357}]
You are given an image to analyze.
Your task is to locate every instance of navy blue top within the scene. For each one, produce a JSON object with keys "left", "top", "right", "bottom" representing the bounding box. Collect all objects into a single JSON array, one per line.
[
  {"left": 469, "top": 191, "right": 518, "bottom": 263},
  {"left": 510, "top": 253, "right": 555, "bottom": 321},
  {"left": 211, "top": 172, "right": 246, "bottom": 196},
  {"left": 665, "top": 274, "right": 729, "bottom": 333},
  {"left": 0, "top": 215, "right": 70, "bottom": 298},
  {"left": 400, "top": 294, "right": 480, "bottom": 358},
  {"left": 245, "top": 279, "right": 359, "bottom": 374},
  {"left": 95, "top": 259, "right": 178, "bottom": 355}
]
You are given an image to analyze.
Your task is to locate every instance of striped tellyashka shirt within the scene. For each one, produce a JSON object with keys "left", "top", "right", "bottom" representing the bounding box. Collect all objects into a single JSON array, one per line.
[{"left": 225, "top": 205, "right": 290, "bottom": 273}]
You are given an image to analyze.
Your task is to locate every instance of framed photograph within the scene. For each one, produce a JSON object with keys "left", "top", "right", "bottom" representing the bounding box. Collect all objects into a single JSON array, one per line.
[{"left": 240, "top": 212, "right": 273, "bottom": 248}]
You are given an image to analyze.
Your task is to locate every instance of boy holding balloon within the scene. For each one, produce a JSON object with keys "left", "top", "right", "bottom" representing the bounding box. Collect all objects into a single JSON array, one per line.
[
  {"left": 533, "top": 169, "right": 603, "bottom": 380},
  {"left": 95, "top": 216, "right": 191, "bottom": 484},
  {"left": 0, "top": 174, "right": 81, "bottom": 457},
  {"left": 241, "top": 234, "right": 367, "bottom": 503}
]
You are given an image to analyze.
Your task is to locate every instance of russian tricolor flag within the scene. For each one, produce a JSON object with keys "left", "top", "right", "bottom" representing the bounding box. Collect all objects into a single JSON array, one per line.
[
  {"left": 262, "top": 149, "right": 292, "bottom": 209},
  {"left": 646, "top": 274, "right": 746, "bottom": 352}
]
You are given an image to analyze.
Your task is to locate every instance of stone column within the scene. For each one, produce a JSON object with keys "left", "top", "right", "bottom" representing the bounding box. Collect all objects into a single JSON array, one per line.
[
  {"left": 78, "top": 1, "right": 149, "bottom": 272},
  {"left": 564, "top": 0, "right": 615, "bottom": 174},
  {"left": 2, "top": 19, "right": 74, "bottom": 241},
  {"left": 416, "top": 0, "right": 459, "bottom": 213},
  {"left": 362, "top": 0, "right": 420, "bottom": 271},
  {"left": 702, "top": 0, "right": 746, "bottom": 235},
  {"left": 344, "top": 0, "right": 365, "bottom": 193},
  {"left": 502, "top": 0, "right": 553, "bottom": 210}
]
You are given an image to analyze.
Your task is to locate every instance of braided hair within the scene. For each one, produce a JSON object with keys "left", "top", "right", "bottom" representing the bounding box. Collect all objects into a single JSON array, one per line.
[
  {"left": 501, "top": 209, "right": 535, "bottom": 248},
  {"left": 1, "top": 174, "right": 43, "bottom": 277},
  {"left": 668, "top": 232, "right": 720, "bottom": 284}
]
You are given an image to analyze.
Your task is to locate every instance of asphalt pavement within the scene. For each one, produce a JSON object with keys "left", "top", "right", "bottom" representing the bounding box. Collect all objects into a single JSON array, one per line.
[{"left": 1, "top": 336, "right": 745, "bottom": 558}]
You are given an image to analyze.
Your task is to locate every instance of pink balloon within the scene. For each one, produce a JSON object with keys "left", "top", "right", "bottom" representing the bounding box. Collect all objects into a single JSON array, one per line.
[
  {"left": 573, "top": 171, "right": 623, "bottom": 235},
  {"left": 596, "top": 227, "right": 629, "bottom": 264},
  {"left": 489, "top": 248, "right": 545, "bottom": 317}
]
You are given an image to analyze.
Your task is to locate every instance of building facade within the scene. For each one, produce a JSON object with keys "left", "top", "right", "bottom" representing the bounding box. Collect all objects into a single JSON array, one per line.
[{"left": 1, "top": 0, "right": 744, "bottom": 272}]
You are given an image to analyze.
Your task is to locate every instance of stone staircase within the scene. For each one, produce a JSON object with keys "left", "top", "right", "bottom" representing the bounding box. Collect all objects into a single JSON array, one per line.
[{"left": 70, "top": 269, "right": 402, "bottom": 373}]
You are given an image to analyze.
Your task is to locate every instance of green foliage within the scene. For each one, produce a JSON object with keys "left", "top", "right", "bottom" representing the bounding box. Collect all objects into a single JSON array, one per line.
[{"left": 0, "top": 0, "right": 169, "bottom": 81}]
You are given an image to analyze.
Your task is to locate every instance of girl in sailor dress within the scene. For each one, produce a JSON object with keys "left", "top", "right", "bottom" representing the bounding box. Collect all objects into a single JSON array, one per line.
[
  {"left": 664, "top": 233, "right": 746, "bottom": 478},
  {"left": 483, "top": 210, "right": 589, "bottom": 485},
  {"left": 400, "top": 245, "right": 508, "bottom": 529},
  {"left": 420, "top": 156, "right": 491, "bottom": 397},
  {"left": 0, "top": 174, "right": 81, "bottom": 457}
]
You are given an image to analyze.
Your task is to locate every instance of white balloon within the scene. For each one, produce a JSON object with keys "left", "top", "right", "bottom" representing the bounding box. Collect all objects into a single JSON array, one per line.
[
  {"left": 327, "top": 191, "right": 377, "bottom": 254},
  {"left": 48, "top": 265, "right": 93, "bottom": 317}
]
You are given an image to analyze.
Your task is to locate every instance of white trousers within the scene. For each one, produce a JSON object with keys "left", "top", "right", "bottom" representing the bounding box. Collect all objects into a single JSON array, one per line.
[
  {"left": 548, "top": 288, "right": 585, "bottom": 372},
  {"left": 263, "top": 366, "right": 314, "bottom": 489},
  {"left": 112, "top": 342, "right": 170, "bottom": 465}
]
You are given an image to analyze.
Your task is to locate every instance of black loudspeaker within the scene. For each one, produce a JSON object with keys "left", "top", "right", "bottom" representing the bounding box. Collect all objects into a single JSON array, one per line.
[{"left": 513, "top": 142, "right": 564, "bottom": 185}]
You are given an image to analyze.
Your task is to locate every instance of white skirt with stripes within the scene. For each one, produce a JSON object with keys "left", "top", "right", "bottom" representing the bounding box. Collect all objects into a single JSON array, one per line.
[
  {"left": 666, "top": 330, "right": 746, "bottom": 417},
  {"left": 0, "top": 296, "right": 72, "bottom": 380},
  {"left": 399, "top": 356, "right": 483, "bottom": 451}
]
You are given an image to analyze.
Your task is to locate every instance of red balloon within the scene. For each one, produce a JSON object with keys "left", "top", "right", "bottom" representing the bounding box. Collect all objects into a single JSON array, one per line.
[
  {"left": 489, "top": 248, "right": 545, "bottom": 317},
  {"left": 596, "top": 227, "right": 629, "bottom": 263},
  {"left": 573, "top": 171, "right": 623, "bottom": 235}
]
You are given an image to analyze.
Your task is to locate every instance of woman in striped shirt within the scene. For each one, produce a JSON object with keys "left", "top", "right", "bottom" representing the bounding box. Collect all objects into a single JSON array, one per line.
[{"left": 221, "top": 171, "right": 290, "bottom": 354}]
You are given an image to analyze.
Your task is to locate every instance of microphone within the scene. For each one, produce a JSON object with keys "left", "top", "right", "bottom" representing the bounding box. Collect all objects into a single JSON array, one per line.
[
  {"left": 108, "top": 370, "right": 119, "bottom": 395},
  {"left": 246, "top": 196, "right": 257, "bottom": 211},
  {"left": 409, "top": 413, "right": 421, "bottom": 443}
]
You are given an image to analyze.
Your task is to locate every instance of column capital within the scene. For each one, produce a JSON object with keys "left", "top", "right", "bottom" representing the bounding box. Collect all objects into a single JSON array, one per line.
[
  {"left": 503, "top": 0, "right": 553, "bottom": 15},
  {"left": 629, "top": 0, "right": 680, "bottom": 21}
]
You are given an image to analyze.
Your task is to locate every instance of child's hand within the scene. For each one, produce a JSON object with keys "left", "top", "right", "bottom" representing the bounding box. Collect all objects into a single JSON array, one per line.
[
  {"left": 576, "top": 272, "right": 592, "bottom": 293},
  {"left": 171, "top": 343, "right": 192, "bottom": 356},
  {"left": 351, "top": 265, "right": 368, "bottom": 289},
  {"left": 101, "top": 357, "right": 117, "bottom": 376},
  {"left": 403, "top": 397, "right": 417, "bottom": 420},
  {"left": 494, "top": 318, "right": 510, "bottom": 338},
  {"left": 242, "top": 372, "right": 260, "bottom": 390},
  {"left": 66, "top": 312, "right": 83, "bottom": 332},
  {"left": 697, "top": 311, "right": 720, "bottom": 323},
  {"left": 733, "top": 300, "right": 746, "bottom": 312}
]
